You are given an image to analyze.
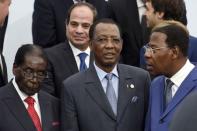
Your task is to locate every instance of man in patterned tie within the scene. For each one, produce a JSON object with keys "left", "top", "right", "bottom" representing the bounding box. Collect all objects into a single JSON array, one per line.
[
  {"left": 144, "top": 20, "right": 197, "bottom": 131},
  {"left": 0, "top": 44, "right": 60, "bottom": 131},
  {"left": 61, "top": 18, "right": 151, "bottom": 131}
]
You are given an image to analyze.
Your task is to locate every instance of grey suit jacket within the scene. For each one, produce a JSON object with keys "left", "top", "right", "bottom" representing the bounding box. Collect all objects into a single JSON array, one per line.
[
  {"left": 169, "top": 91, "right": 197, "bottom": 131},
  {"left": 0, "top": 82, "right": 60, "bottom": 131},
  {"left": 42, "top": 42, "right": 93, "bottom": 98},
  {"left": 61, "top": 64, "right": 151, "bottom": 131}
]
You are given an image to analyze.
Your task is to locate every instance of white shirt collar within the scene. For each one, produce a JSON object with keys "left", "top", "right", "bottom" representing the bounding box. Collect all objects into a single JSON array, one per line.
[
  {"left": 170, "top": 59, "right": 195, "bottom": 87},
  {"left": 69, "top": 41, "right": 90, "bottom": 57},
  {"left": 12, "top": 77, "right": 39, "bottom": 104},
  {"left": 94, "top": 62, "right": 119, "bottom": 81}
]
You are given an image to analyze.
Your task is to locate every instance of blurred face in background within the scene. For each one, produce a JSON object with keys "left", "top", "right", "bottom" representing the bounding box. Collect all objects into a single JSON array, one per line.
[
  {"left": 144, "top": 1, "right": 163, "bottom": 28},
  {"left": 0, "top": 0, "right": 11, "bottom": 27}
]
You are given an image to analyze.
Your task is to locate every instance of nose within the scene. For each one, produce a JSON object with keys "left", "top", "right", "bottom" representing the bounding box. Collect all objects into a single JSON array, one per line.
[
  {"left": 144, "top": 48, "right": 152, "bottom": 58},
  {"left": 105, "top": 39, "right": 114, "bottom": 48},
  {"left": 76, "top": 25, "right": 83, "bottom": 34}
]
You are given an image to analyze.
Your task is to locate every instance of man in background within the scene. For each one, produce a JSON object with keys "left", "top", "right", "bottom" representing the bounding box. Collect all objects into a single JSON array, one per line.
[
  {"left": 32, "top": 0, "right": 108, "bottom": 48},
  {"left": 140, "top": 0, "right": 197, "bottom": 70},
  {"left": 42, "top": 2, "right": 96, "bottom": 98},
  {"left": 0, "top": 0, "right": 10, "bottom": 86},
  {"left": 107, "top": 0, "right": 145, "bottom": 66}
]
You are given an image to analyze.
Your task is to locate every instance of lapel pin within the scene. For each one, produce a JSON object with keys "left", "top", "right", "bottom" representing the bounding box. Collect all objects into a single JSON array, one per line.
[{"left": 130, "top": 84, "right": 134, "bottom": 89}]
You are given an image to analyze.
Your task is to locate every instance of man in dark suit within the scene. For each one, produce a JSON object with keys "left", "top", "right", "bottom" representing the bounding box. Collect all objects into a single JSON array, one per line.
[
  {"left": 144, "top": 20, "right": 197, "bottom": 131},
  {"left": 0, "top": 44, "right": 60, "bottom": 131},
  {"left": 32, "top": 0, "right": 108, "bottom": 48},
  {"left": 0, "top": 0, "right": 10, "bottom": 86},
  {"left": 61, "top": 18, "right": 151, "bottom": 131},
  {"left": 42, "top": 2, "right": 96, "bottom": 98},
  {"left": 107, "top": 0, "right": 144, "bottom": 66},
  {"left": 169, "top": 91, "right": 197, "bottom": 131}
]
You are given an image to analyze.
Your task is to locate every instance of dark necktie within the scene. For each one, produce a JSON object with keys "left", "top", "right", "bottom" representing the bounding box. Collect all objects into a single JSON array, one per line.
[
  {"left": 105, "top": 73, "right": 117, "bottom": 116},
  {"left": 25, "top": 97, "right": 42, "bottom": 131},
  {"left": 78, "top": 52, "right": 87, "bottom": 71},
  {"left": 165, "top": 79, "right": 174, "bottom": 107}
]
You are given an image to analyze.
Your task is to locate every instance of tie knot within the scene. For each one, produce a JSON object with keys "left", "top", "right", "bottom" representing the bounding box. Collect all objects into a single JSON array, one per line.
[
  {"left": 105, "top": 73, "right": 113, "bottom": 80},
  {"left": 166, "top": 79, "right": 174, "bottom": 88},
  {"left": 25, "top": 96, "right": 35, "bottom": 106},
  {"left": 78, "top": 52, "right": 87, "bottom": 61}
]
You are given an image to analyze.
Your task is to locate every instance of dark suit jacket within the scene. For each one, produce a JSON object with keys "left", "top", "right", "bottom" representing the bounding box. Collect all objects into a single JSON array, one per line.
[
  {"left": 42, "top": 42, "right": 93, "bottom": 98},
  {"left": 0, "top": 53, "right": 8, "bottom": 87},
  {"left": 0, "top": 16, "right": 8, "bottom": 87},
  {"left": 0, "top": 82, "right": 60, "bottom": 131},
  {"left": 32, "top": 0, "right": 108, "bottom": 48},
  {"left": 169, "top": 91, "right": 197, "bottom": 131},
  {"left": 108, "top": 0, "right": 144, "bottom": 66},
  {"left": 61, "top": 64, "right": 151, "bottom": 131},
  {"left": 188, "top": 35, "right": 197, "bottom": 62},
  {"left": 145, "top": 66, "right": 197, "bottom": 131}
]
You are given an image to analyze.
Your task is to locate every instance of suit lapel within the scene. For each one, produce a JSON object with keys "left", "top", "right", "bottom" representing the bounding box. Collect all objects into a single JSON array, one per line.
[
  {"left": 3, "top": 83, "right": 36, "bottom": 131},
  {"left": 62, "top": 42, "right": 79, "bottom": 73},
  {"left": 39, "top": 92, "right": 51, "bottom": 131},
  {"left": 116, "top": 65, "right": 135, "bottom": 122},
  {"left": 84, "top": 65, "right": 116, "bottom": 120},
  {"left": 161, "top": 67, "right": 197, "bottom": 119}
]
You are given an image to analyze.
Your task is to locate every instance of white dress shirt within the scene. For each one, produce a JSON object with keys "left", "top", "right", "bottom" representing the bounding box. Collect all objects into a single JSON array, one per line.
[
  {"left": 169, "top": 59, "right": 195, "bottom": 97},
  {"left": 12, "top": 78, "right": 42, "bottom": 123},
  {"left": 137, "top": 0, "right": 146, "bottom": 23}
]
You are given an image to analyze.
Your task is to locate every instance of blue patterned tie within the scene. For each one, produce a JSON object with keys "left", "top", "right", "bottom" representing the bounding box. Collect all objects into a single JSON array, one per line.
[
  {"left": 165, "top": 79, "right": 174, "bottom": 108},
  {"left": 105, "top": 73, "right": 117, "bottom": 115},
  {"left": 78, "top": 52, "right": 87, "bottom": 71}
]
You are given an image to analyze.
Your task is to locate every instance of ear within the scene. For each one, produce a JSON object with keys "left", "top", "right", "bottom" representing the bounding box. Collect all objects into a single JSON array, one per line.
[
  {"left": 157, "top": 12, "right": 164, "bottom": 19},
  {"left": 12, "top": 64, "right": 19, "bottom": 76},
  {"left": 171, "top": 46, "right": 180, "bottom": 59}
]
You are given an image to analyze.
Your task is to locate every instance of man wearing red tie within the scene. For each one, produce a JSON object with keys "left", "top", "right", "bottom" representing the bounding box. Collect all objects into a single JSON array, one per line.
[{"left": 0, "top": 44, "right": 60, "bottom": 131}]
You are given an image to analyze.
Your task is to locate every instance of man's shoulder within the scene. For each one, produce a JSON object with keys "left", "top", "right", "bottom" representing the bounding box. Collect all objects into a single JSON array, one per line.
[
  {"left": 0, "top": 83, "right": 14, "bottom": 99},
  {"left": 39, "top": 90, "right": 59, "bottom": 103},
  {"left": 118, "top": 64, "right": 149, "bottom": 75},
  {"left": 45, "top": 42, "right": 68, "bottom": 52}
]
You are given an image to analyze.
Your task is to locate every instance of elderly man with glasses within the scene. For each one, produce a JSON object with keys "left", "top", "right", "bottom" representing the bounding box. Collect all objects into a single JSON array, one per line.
[{"left": 0, "top": 44, "right": 60, "bottom": 131}]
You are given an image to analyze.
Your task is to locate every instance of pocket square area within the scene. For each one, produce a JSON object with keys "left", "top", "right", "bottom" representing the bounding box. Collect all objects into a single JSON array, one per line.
[
  {"left": 131, "top": 96, "right": 138, "bottom": 103},
  {"left": 52, "top": 121, "right": 60, "bottom": 126}
]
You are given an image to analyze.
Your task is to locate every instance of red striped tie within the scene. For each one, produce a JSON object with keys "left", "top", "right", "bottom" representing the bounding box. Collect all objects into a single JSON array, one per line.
[{"left": 25, "top": 96, "right": 42, "bottom": 131}]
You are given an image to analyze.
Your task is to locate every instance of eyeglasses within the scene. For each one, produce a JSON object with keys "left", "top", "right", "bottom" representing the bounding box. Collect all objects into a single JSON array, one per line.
[
  {"left": 21, "top": 67, "right": 48, "bottom": 80},
  {"left": 143, "top": 45, "right": 168, "bottom": 55}
]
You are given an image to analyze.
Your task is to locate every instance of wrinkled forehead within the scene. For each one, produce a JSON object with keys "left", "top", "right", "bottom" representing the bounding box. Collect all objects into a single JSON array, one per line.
[
  {"left": 94, "top": 23, "right": 121, "bottom": 37},
  {"left": 149, "top": 32, "right": 167, "bottom": 46}
]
